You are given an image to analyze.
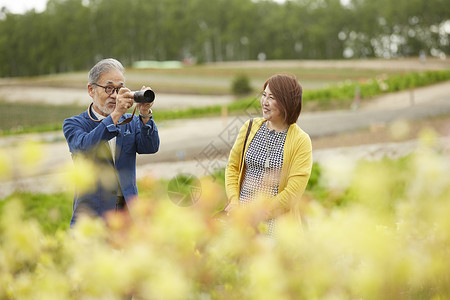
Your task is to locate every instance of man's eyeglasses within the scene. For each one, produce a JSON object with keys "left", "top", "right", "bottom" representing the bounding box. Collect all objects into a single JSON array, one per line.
[{"left": 93, "top": 83, "right": 122, "bottom": 95}]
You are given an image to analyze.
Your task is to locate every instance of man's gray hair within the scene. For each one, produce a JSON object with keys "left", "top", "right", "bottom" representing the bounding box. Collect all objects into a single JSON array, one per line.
[{"left": 88, "top": 58, "right": 125, "bottom": 84}]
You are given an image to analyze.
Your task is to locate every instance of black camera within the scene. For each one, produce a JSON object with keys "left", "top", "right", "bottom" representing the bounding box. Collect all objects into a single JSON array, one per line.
[{"left": 133, "top": 90, "right": 155, "bottom": 103}]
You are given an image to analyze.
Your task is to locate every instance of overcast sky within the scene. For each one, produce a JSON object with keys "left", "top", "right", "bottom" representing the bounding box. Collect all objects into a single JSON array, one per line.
[
  {"left": 0, "top": 0, "right": 48, "bottom": 14},
  {"left": 0, "top": 0, "right": 296, "bottom": 15}
]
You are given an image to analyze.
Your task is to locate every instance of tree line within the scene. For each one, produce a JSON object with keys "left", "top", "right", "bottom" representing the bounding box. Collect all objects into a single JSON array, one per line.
[{"left": 0, "top": 0, "right": 448, "bottom": 77}]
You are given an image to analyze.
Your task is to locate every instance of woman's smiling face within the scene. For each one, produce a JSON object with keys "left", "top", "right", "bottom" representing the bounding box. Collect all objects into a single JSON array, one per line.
[{"left": 261, "top": 84, "right": 284, "bottom": 124}]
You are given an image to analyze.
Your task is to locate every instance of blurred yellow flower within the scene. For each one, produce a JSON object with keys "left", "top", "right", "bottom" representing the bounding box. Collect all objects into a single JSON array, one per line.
[
  {"left": 0, "top": 150, "right": 11, "bottom": 178},
  {"left": 20, "top": 140, "right": 43, "bottom": 165},
  {"left": 320, "top": 154, "right": 357, "bottom": 191},
  {"left": 389, "top": 119, "right": 410, "bottom": 140},
  {"left": 57, "top": 157, "right": 97, "bottom": 194},
  {"left": 0, "top": 136, "right": 449, "bottom": 299}
]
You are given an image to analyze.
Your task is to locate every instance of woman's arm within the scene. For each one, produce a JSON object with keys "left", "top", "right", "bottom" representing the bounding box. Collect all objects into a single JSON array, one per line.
[
  {"left": 225, "top": 119, "right": 252, "bottom": 208},
  {"left": 266, "top": 134, "right": 313, "bottom": 219}
]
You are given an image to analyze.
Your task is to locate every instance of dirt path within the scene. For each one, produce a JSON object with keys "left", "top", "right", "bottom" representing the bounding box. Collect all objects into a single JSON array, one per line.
[
  {"left": 0, "top": 86, "right": 234, "bottom": 110},
  {"left": 360, "top": 80, "right": 450, "bottom": 110},
  {"left": 211, "top": 57, "right": 450, "bottom": 71}
]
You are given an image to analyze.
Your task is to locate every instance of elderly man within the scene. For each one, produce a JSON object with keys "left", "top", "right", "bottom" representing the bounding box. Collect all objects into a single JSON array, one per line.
[{"left": 63, "top": 58, "right": 159, "bottom": 226}]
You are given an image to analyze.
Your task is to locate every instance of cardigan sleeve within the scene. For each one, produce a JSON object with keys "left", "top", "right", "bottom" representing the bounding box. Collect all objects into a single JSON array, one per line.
[
  {"left": 267, "top": 131, "right": 313, "bottom": 217},
  {"left": 225, "top": 119, "right": 253, "bottom": 206}
]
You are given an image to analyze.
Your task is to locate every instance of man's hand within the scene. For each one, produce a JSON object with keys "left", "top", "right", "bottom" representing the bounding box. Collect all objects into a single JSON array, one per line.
[
  {"left": 110, "top": 88, "right": 134, "bottom": 125},
  {"left": 137, "top": 86, "right": 154, "bottom": 123}
]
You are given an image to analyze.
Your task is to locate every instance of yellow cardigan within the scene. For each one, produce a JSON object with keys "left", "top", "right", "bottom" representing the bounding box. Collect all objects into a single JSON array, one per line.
[{"left": 225, "top": 117, "right": 313, "bottom": 222}]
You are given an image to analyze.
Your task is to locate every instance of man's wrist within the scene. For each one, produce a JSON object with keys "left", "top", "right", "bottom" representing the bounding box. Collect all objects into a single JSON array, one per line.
[
  {"left": 140, "top": 109, "right": 152, "bottom": 119},
  {"left": 110, "top": 111, "right": 122, "bottom": 125}
]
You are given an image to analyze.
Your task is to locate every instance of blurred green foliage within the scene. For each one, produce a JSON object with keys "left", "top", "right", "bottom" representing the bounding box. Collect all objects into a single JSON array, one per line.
[
  {"left": 305, "top": 69, "right": 450, "bottom": 104},
  {"left": 0, "top": 192, "right": 72, "bottom": 234},
  {"left": 0, "top": 0, "right": 448, "bottom": 77}
]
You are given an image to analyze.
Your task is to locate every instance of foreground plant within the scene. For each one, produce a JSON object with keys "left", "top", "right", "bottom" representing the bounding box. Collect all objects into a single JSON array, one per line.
[{"left": 0, "top": 132, "right": 449, "bottom": 299}]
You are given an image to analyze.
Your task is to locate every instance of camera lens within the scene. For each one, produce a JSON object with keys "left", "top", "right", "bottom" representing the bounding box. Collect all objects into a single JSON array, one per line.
[{"left": 133, "top": 90, "right": 155, "bottom": 103}]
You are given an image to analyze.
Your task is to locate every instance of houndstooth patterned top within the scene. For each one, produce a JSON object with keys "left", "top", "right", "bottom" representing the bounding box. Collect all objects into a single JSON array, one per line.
[{"left": 239, "top": 121, "right": 287, "bottom": 237}]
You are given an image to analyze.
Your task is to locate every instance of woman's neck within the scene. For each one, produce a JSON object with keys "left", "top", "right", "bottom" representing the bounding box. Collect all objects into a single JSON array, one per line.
[{"left": 267, "top": 120, "right": 289, "bottom": 132}]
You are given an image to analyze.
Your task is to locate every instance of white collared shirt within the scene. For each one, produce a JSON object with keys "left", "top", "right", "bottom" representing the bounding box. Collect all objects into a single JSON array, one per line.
[
  {"left": 92, "top": 109, "right": 117, "bottom": 163},
  {"left": 92, "top": 109, "right": 124, "bottom": 196}
]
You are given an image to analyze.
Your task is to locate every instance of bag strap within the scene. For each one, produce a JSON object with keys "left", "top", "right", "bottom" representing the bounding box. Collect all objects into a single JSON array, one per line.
[
  {"left": 241, "top": 118, "right": 253, "bottom": 164},
  {"left": 216, "top": 118, "right": 253, "bottom": 218}
]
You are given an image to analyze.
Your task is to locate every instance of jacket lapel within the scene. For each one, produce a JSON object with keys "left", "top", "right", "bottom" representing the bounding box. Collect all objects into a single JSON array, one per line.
[{"left": 82, "top": 107, "right": 132, "bottom": 164}]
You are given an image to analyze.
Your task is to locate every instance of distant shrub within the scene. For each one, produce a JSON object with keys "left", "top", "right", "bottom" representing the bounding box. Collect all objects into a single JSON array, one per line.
[{"left": 231, "top": 73, "right": 252, "bottom": 96}]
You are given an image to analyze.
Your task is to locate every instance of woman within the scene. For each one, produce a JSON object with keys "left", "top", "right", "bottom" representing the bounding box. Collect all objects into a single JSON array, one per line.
[{"left": 225, "top": 74, "right": 312, "bottom": 236}]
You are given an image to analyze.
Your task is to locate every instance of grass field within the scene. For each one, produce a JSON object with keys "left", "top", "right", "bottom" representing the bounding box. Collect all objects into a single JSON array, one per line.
[
  {"left": 0, "top": 101, "right": 84, "bottom": 135},
  {"left": 3, "top": 58, "right": 447, "bottom": 94},
  {"left": 1, "top": 58, "right": 448, "bottom": 135}
]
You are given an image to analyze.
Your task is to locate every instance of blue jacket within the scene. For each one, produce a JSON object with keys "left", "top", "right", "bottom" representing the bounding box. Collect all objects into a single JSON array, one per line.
[{"left": 63, "top": 107, "right": 159, "bottom": 226}]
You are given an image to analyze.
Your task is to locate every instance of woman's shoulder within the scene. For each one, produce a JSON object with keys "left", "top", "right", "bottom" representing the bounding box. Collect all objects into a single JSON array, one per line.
[
  {"left": 289, "top": 123, "right": 310, "bottom": 136},
  {"left": 241, "top": 117, "right": 265, "bottom": 129},
  {"left": 247, "top": 117, "right": 265, "bottom": 124},
  {"left": 287, "top": 123, "right": 311, "bottom": 145}
]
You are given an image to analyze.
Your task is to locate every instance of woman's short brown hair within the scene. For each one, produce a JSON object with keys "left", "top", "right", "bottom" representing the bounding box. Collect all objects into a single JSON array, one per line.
[{"left": 263, "top": 74, "right": 303, "bottom": 125}]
